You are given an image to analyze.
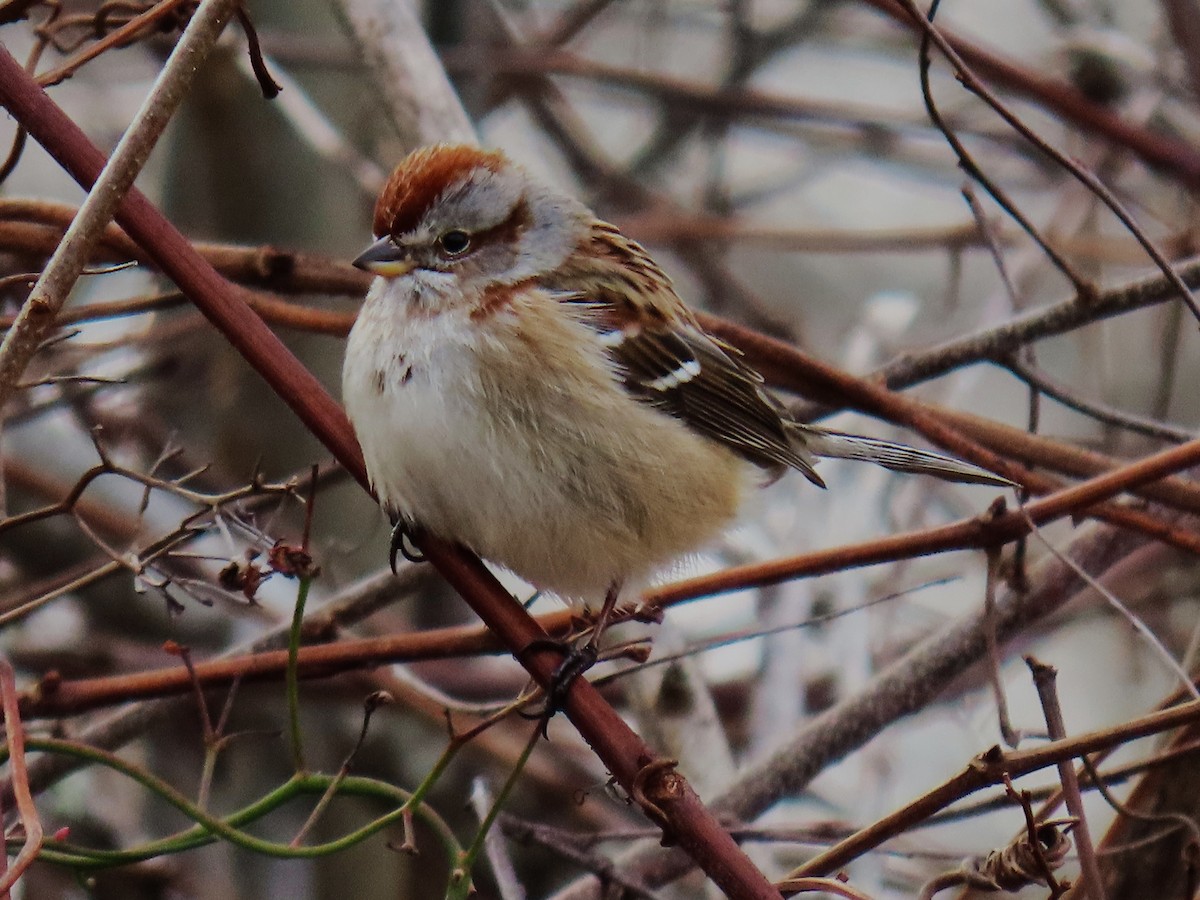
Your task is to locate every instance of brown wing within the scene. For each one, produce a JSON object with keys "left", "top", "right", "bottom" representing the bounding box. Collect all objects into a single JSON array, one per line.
[{"left": 548, "top": 223, "right": 825, "bottom": 487}]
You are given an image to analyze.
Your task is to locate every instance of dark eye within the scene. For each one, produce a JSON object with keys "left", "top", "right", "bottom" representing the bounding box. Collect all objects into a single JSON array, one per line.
[{"left": 438, "top": 230, "right": 471, "bottom": 256}]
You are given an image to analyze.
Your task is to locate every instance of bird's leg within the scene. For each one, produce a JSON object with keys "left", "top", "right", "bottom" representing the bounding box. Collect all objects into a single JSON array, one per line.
[
  {"left": 520, "top": 580, "right": 624, "bottom": 735},
  {"left": 546, "top": 580, "right": 623, "bottom": 705},
  {"left": 388, "top": 517, "right": 426, "bottom": 573},
  {"left": 581, "top": 579, "right": 622, "bottom": 656}
]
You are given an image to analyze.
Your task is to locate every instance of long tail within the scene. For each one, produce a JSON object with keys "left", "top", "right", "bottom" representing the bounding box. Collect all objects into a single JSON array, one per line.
[{"left": 793, "top": 424, "right": 1015, "bottom": 487}]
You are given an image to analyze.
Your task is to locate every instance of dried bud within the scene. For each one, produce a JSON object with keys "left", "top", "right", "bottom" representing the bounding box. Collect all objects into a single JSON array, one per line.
[
  {"left": 268, "top": 541, "right": 318, "bottom": 579},
  {"left": 218, "top": 553, "right": 271, "bottom": 603}
]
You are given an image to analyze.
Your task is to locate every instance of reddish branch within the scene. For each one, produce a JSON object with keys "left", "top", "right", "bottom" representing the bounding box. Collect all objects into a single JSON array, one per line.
[
  {"left": 0, "top": 46, "right": 782, "bottom": 900},
  {"left": 19, "top": 617, "right": 537, "bottom": 718}
]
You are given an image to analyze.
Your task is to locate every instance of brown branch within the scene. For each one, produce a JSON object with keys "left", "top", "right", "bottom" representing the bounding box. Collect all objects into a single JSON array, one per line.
[
  {"left": 869, "top": 258, "right": 1200, "bottom": 391},
  {"left": 939, "top": 406, "right": 1200, "bottom": 510},
  {"left": 550, "top": 519, "right": 1149, "bottom": 900},
  {"left": 0, "top": 286, "right": 352, "bottom": 336},
  {"left": 0, "top": 203, "right": 371, "bottom": 295},
  {"left": 18, "top": 615, "right": 549, "bottom": 718},
  {"left": 645, "top": 458, "right": 1200, "bottom": 609}
]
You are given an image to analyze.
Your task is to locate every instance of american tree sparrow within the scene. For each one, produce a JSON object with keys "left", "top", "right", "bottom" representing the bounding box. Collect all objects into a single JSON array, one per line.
[{"left": 343, "top": 145, "right": 1009, "bottom": 651}]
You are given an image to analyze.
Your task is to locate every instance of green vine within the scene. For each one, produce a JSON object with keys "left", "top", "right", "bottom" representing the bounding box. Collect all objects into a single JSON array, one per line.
[{"left": 1, "top": 737, "right": 462, "bottom": 869}]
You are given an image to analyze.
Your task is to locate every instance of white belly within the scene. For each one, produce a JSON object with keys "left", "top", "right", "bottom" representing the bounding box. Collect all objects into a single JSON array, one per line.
[{"left": 342, "top": 280, "right": 748, "bottom": 603}]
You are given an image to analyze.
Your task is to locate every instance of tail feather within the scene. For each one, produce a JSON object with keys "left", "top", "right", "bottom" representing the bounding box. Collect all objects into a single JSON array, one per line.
[{"left": 795, "top": 425, "right": 1015, "bottom": 487}]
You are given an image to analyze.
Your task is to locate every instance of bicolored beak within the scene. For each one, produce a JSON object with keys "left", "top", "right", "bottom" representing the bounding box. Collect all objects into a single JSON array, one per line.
[{"left": 352, "top": 236, "right": 416, "bottom": 277}]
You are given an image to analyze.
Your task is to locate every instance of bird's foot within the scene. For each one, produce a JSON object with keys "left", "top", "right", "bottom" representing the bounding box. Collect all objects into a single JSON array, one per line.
[
  {"left": 517, "top": 636, "right": 601, "bottom": 738},
  {"left": 388, "top": 519, "right": 426, "bottom": 573}
]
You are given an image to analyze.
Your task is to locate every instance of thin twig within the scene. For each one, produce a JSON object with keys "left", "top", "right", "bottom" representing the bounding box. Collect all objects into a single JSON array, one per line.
[
  {"left": 1004, "top": 355, "right": 1193, "bottom": 443},
  {"left": 1025, "top": 657, "right": 1106, "bottom": 900},
  {"left": 290, "top": 691, "right": 391, "bottom": 847},
  {"left": 0, "top": 0, "right": 238, "bottom": 410},
  {"left": 1020, "top": 506, "right": 1200, "bottom": 701},
  {"left": 901, "top": 0, "right": 1200, "bottom": 324},
  {"left": 983, "top": 547, "right": 1024, "bottom": 748},
  {"left": 917, "top": 17, "right": 1088, "bottom": 295},
  {"left": 34, "top": 0, "right": 195, "bottom": 87},
  {"left": 0, "top": 657, "right": 42, "bottom": 894},
  {"left": 468, "top": 778, "right": 527, "bottom": 900}
]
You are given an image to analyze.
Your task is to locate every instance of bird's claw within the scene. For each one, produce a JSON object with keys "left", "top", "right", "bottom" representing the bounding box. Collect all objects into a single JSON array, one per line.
[
  {"left": 518, "top": 637, "right": 600, "bottom": 738},
  {"left": 388, "top": 519, "right": 426, "bottom": 573}
]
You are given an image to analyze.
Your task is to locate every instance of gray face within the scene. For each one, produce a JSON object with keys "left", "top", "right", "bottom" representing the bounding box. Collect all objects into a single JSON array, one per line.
[{"left": 392, "top": 165, "right": 592, "bottom": 290}]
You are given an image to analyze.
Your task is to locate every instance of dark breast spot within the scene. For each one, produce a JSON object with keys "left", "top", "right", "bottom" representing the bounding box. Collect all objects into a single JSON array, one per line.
[{"left": 375, "top": 359, "right": 414, "bottom": 392}]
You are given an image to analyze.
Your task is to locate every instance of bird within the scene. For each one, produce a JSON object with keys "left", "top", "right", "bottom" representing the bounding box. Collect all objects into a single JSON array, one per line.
[{"left": 342, "top": 143, "right": 1010, "bottom": 669}]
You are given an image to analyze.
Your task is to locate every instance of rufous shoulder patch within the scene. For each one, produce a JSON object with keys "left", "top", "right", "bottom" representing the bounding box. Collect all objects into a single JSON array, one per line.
[
  {"left": 470, "top": 277, "right": 535, "bottom": 322},
  {"left": 373, "top": 145, "right": 508, "bottom": 238}
]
